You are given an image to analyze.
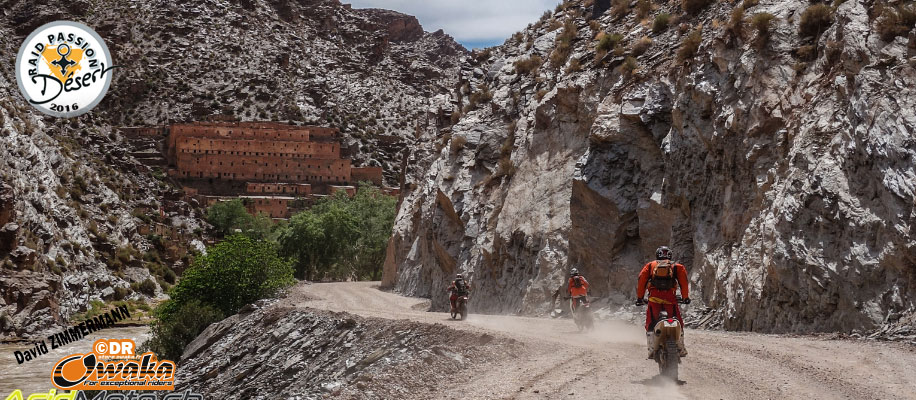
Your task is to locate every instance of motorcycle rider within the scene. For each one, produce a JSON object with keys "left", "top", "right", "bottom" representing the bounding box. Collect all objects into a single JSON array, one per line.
[
  {"left": 446, "top": 273, "right": 470, "bottom": 313},
  {"left": 636, "top": 246, "right": 690, "bottom": 358},
  {"left": 567, "top": 268, "right": 590, "bottom": 313}
]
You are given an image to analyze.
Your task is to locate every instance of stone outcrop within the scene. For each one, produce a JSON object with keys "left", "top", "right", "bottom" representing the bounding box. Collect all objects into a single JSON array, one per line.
[
  {"left": 362, "top": 9, "right": 425, "bottom": 43},
  {"left": 0, "top": 183, "right": 15, "bottom": 254},
  {"left": 175, "top": 300, "right": 518, "bottom": 398},
  {"left": 0, "top": 64, "right": 184, "bottom": 335},
  {"left": 385, "top": 0, "right": 916, "bottom": 335}
]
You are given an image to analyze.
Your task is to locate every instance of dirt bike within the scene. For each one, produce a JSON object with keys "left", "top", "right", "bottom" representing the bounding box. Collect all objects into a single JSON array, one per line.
[
  {"left": 450, "top": 292, "right": 468, "bottom": 320},
  {"left": 570, "top": 296, "right": 594, "bottom": 332},
  {"left": 638, "top": 297, "right": 689, "bottom": 381}
]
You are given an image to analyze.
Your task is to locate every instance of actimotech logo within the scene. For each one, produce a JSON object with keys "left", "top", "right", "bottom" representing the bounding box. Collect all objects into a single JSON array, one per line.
[
  {"left": 51, "top": 339, "right": 176, "bottom": 391},
  {"left": 15, "top": 21, "right": 116, "bottom": 118}
]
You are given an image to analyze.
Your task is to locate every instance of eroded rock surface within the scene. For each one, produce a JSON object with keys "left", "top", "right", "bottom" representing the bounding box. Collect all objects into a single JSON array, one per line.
[
  {"left": 385, "top": 0, "right": 916, "bottom": 335},
  {"left": 175, "top": 300, "right": 518, "bottom": 399}
]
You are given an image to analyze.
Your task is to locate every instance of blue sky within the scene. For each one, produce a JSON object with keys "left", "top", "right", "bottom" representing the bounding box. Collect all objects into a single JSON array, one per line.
[{"left": 345, "top": 0, "right": 560, "bottom": 49}]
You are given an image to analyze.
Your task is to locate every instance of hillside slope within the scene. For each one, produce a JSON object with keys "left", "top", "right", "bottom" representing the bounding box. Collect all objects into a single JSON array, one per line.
[
  {"left": 0, "top": 0, "right": 466, "bottom": 336},
  {"left": 384, "top": 0, "right": 916, "bottom": 336}
]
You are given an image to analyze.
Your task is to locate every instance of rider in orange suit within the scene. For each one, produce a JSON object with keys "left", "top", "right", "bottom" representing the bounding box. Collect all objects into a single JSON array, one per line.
[
  {"left": 446, "top": 273, "right": 470, "bottom": 312},
  {"left": 567, "top": 268, "right": 589, "bottom": 312},
  {"left": 637, "top": 246, "right": 690, "bottom": 357}
]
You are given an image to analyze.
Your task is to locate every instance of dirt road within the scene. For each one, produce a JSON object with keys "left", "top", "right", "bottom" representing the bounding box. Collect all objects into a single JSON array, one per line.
[{"left": 292, "top": 282, "right": 916, "bottom": 400}]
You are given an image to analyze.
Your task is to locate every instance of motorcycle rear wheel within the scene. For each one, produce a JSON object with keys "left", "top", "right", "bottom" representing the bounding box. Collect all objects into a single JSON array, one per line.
[{"left": 663, "top": 338, "right": 679, "bottom": 380}]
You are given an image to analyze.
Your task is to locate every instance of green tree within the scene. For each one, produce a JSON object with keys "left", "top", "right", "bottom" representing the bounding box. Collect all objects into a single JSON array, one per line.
[
  {"left": 145, "top": 235, "right": 294, "bottom": 361},
  {"left": 278, "top": 184, "right": 396, "bottom": 281},
  {"left": 206, "top": 199, "right": 274, "bottom": 239},
  {"left": 206, "top": 199, "right": 250, "bottom": 236},
  {"left": 244, "top": 212, "right": 275, "bottom": 240},
  {"left": 158, "top": 235, "right": 295, "bottom": 319},
  {"left": 348, "top": 185, "right": 397, "bottom": 280},
  {"left": 144, "top": 300, "right": 223, "bottom": 361},
  {"left": 279, "top": 210, "right": 328, "bottom": 280}
]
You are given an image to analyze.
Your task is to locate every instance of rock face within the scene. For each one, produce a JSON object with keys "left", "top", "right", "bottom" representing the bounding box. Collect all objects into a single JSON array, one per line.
[
  {"left": 0, "top": 183, "right": 15, "bottom": 253},
  {"left": 0, "top": 66, "right": 178, "bottom": 336},
  {"left": 175, "top": 300, "right": 518, "bottom": 398},
  {"left": 362, "top": 9, "right": 425, "bottom": 43},
  {"left": 0, "top": 0, "right": 465, "bottom": 336},
  {"left": 385, "top": 0, "right": 916, "bottom": 334}
]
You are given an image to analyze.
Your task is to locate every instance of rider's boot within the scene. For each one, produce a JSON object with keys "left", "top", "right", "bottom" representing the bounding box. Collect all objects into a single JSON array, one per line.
[
  {"left": 646, "top": 331, "right": 655, "bottom": 359},
  {"left": 677, "top": 331, "right": 688, "bottom": 357}
]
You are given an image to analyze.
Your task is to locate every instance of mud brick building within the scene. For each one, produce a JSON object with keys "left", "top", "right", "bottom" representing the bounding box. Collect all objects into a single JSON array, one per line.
[{"left": 122, "top": 121, "right": 387, "bottom": 218}]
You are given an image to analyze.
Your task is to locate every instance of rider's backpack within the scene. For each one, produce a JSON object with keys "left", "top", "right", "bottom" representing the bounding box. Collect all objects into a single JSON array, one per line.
[
  {"left": 572, "top": 276, "right": 583, "bottom": 288},
  {"left": 650, "top": 260, "right": 677, "bottom": 290}
]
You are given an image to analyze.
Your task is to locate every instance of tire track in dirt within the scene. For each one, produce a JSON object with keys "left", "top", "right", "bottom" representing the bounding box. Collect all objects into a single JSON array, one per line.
[{"left": 296, "top": 282, "right": 916, "bottom": 400}]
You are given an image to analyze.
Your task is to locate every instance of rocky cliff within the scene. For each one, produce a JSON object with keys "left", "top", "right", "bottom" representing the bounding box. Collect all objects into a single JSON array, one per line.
[
  {"left": 0, "top": 0, "right": 465, "bottom": 336},
  {"left": 0, "top": 71, "right": 190, "bottom": 336},
  {"left": 384, "top": 0, "right": 916, "bottom": 336}
]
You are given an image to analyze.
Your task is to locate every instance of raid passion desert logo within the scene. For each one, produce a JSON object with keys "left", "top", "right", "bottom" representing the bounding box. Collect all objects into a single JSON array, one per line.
[{"left": 15, "top": 21, "right": 116, "bottom": 118}]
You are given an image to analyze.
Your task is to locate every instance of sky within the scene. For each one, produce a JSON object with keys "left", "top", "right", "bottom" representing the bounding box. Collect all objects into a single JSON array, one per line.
[{"left": 345, "top": 0, "right": 561, "bottom": 49}]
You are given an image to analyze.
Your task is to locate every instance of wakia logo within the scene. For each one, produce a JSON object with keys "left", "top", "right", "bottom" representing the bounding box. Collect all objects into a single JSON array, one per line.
[
  {"left": 51, "top": 339, "right": 176, "bottom": 391},
  {"left": 15, "top": 21, "right": 117, "bottom": 118}
]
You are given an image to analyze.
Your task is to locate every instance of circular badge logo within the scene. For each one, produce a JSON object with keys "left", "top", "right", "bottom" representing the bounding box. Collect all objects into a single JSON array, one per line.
[{"left": 15, "top": 21, "right": 115, "bottom": 118}]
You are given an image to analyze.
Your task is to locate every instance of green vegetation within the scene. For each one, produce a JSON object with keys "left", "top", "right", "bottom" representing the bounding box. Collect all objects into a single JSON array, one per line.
[
  {"left": 682, "top": 0, "right": 713, "bottom": 15},
  {"left": 135, "top": 279, "right": 158, "bottom": 296},
  {"left": 677, "top": 27, "right": 703, "bottom": 61},
  {"left": 206, "top": 199, "right": 274, "bottom": 239},
  {"left": 653, "top": 13, "right": 671, "bottom": 33},
  {"left": 632, "top": 36, "right": 653, "bottom": 56},
  {"left": 875, "top": 3, "right": 916, "bottom": 42},
  {"left": 466, "top": 83, "right": 493, "bottom": 112},
  {"left": 145, "top": 235, "right": 295, "bottom": 360},
  {"left": 728, "top": 6, "right": 746, "bottom": 37},
  {"left": 70, "top": 300, "right": 106, "bottom": 322},
  {"left": 796, "top": 44, "right": 817, "bottom": 61},
  {"left": 279, "top": 185, "right": 397, "bottom": 281},
  {"left": 162, "top": 235, "right": 294, "bottom": 318},
  {"left": 799, "top": 4, "right": 833, "bottom": 38},
  {"left": 550, "top": 19, "right": 578, "bottom": 68},
  {"left": 635, "top": 0, "right": 651, "bottom": 19},
  {"left": 565, "top": 57, "right": 582, "bottom": 74},
  {"left": 611, "top": 0, "right": 629, "bottom": 19},
  {"left": 145, "top": 300, "right": 223, "bottom": 361},
  {"left": 751, "top": 12, "right": 776, "bottom": 38},
  {"left": 147, "top": 185, "right": 396, "bottom": 361},
  {"left": 620, "top": 56, "right": 638, "bottom": 76},
  {"left": 450, "top": 135, "right": 468, "bottom": 154},
  {"left": 514, "top": 54, "right": 544, "bottom": 76},
  {"left": 596, "top": 32, "right": 624, "bottom": 53}
]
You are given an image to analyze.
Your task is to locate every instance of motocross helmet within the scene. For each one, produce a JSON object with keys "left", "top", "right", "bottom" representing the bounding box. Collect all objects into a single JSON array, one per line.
[
  {"left": 455, "top": 273, "right": 463, "bottom": 280},
  {"left": 655, "top": 246, "right": 673, "bottom": 260},
  {"left": 570, "top": 268, "right": 580, "bottom": 276}
]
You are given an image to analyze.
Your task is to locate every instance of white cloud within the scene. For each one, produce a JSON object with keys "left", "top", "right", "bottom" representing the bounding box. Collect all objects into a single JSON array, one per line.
[{"left": 344, "top": 0, "right": 560, "bottom": 48}]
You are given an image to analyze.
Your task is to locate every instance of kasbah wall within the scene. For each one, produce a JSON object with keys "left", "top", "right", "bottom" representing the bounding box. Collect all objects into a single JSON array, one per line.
[{"left": 124, "top": 121, "right": 387, "bottom": 218}]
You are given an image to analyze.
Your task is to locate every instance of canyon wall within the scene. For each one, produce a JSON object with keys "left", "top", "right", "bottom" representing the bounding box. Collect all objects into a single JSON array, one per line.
[{"left": 385, "top": 0, "right": 916, "bottom": 334}]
